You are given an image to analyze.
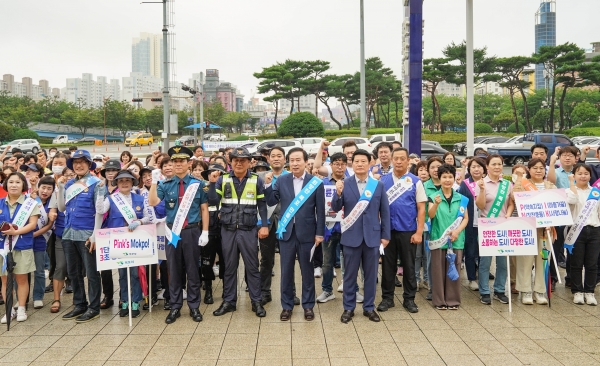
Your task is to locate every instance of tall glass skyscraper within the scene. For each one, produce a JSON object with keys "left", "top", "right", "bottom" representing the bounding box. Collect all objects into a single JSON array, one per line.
[
  {"left": 535, "top": 1, "right": 556, "bottom": 90},
  {"left": 131, "top": 33, "right": 163, "bottom": 79}
]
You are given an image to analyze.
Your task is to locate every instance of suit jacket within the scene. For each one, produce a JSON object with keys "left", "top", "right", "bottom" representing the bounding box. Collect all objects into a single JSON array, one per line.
[
  {"left": 265, "top": 172, "right": 325, "bottom": 242},
  {"left": 331, "top": 177, "right": 391, "bottom": 248}
]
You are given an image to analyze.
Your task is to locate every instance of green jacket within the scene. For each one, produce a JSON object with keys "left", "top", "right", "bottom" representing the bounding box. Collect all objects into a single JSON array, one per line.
[
  {"left": 423, "top": 179, "right": 441, "bottom": 231},
  {"left": 428, "top": 190, "right": 466, "bottom": 250}
]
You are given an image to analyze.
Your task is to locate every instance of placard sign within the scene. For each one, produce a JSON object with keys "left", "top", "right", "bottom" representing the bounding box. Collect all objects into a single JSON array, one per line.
[
  {"left": 324, "top": 186, "right": 343, "bottom": 222},
  {"left": 478, "top": 217, "right": 538, "bottom": 256},
  {"left": 156, "top": 222, "right": 167, "bottom": 260},
  {"left": 95, "top": 224, "right": 159, "bottom": 270},
  {"left": 514, "top": 189, "right": 573, "bottom": 228}
]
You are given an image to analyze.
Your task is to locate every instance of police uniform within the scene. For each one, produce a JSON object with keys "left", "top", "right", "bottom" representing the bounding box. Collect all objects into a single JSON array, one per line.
[
  {"left": 208, "top": 148, "right": 268, "bottom": 317},
  {"left": 155, "top": 146, "right": 207, "bottom": 323}
]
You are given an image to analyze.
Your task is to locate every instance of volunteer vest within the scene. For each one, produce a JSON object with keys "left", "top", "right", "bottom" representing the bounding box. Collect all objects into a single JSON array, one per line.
[
  {"left": 383, "top": 172, "right": 420, "bottom": 232},
  {"left": 0, "top": 198, "right": 34, "bottom": 251},
  {"left": 64, "top": 178, "right": 99, "bottom": 231},
  {"left": 219, "top": 173, "right": 260, "bottom": 230},
  {"left": 104, "top": 193, "right": 145, "bottom": 229},
  {"left": 33, "top": 199, "right": 51, "bottom": 252},
  {"left": 54, "top": 211, "right": 66, "bottom": 237}
]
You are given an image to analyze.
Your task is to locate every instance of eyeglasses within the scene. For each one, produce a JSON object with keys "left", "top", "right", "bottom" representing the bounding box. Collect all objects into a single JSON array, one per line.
[{"left": 331, "top": 163, "right": 346, "bottom": 168}]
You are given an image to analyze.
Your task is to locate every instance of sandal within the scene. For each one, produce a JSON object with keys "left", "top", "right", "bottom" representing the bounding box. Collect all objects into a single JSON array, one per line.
[
  {"left": 447, "top": 305, "right": 459, "bottom": 310},
  {"left": 50, "top": 300, "right": 61, "bottom": 313}
]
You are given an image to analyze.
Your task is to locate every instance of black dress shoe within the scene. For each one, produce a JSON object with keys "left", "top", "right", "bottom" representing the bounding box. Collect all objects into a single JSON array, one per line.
[
  {"left": 163, "top": 300, "right": 171, "bottom": 311},
  {"left": 75, "top": 309, "right": 100, "bottom": 323},
  {"left": 165, "top": 308, "right": 181, "bottom": 324},
  {"left": 213, "top": 301, "right": 236, "bottom": 316},
  {"left": 489, "top": 273, "right": 495, "bottom": 280},
  {"left": 395, "top": 277, "right": 402, "bottom": 287},
  {"left": 143, "top": 297, "right": 158, "bottom": 311},
  {"left": 280, "top": 309, "right": 292, "bottom": 321},
  {"left": 377, "top": 299, "right": 395, "bottom": 312},
  {"left": 190, "top": 308, "right": 203, "bottom": 322},
  {"left": 260, "top": 294, "right": 272, "bottom": 306},
  {"left": 340, "top": 310, "right": 355, "bottom": 323},
  {"left": 252, "top": 302, "right": 266, "bottom": 317},
  {"left": 293, "top": 296, "right": 300, "bottom": 306},
  {"left": 65, "top": 282, "right": 73, "bottom": 294},
  {"left": 62, "top": 307, "right": 87, "bottom": 320},
  {"left": 204, "top": 288, "right": 214, "bottom": 305},
  {"left": 304, "top": 308, "right": 315, "bottom": 321},
  {"left": 363, "top": 310, "right": 381, "bottom": 322},
  {"left": 403, "top": 299, "right": 419, "bottom": 313}
]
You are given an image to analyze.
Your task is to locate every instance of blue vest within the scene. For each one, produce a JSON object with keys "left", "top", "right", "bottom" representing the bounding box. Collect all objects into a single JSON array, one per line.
[
  {"left": 54, "top": 211, "right": 66, "bottom": 237},
  {"left": 64, "top": 179, "right": 99, "bottom": 231},
  {"left": 0, "top": 197, "right": 35, "bottom": 251},
  {"left": 33, "top": 200, "right": 51, "bottom": 252},
  {"left": 104, "top": 193, "right": 145, "bottom": 229},
  {"left": 382, "top": 172, "right": 420, "bottom": 232}
]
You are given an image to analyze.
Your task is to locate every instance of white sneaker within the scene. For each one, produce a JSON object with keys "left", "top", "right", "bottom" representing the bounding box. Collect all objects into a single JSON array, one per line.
[
  {"left": 157, "top": 289, "right": 165, "bottom": 300},
  {"left": 533, "top": 292, "right": 548, "bottom": 305},
  {"left": 213, "top": 265, "right": 219, "bottom": 277},
  {"left": 1, "top": 310, "right": 16, "bottom": 324},
  {"left": 337, "top": 281, "right": 343, "bottom": 293},
  {"left": 16, "top": 308, "right": 27, "bottom": 322},
  {"left": 182, "top": 289, "right": 187, "bottom": 300},
  {"left": 45, "top": 269, "right": 49, "bottom": 279},
  {"left": 416, "top": 281, "right": 422, "bottom": 290},
  {"left": 316, "top": 291, "right": 335, "bottom": 303},
  {"left": 314, "top": 267, "right": 322, "bottom": 278},
  {"left": 573, "top": 292, "right": 585, "bottom": 305},
  {"left": 33, "top": 300, "right": 44, "bottom": 309},
  {"left": 585, "top": 293, "right": 597, "bottom": 306},
  {"left": 469, "top": 281, "right": 479, "bottom": 291},
  {"left": 356, "top": 292, "right": 364, "bottom": 303},
  {"left": 333, "top": 270, "right": 336, "bottom": 278},
  {"left": 521, "top": 292, "right": 533, "bottom": 305}
]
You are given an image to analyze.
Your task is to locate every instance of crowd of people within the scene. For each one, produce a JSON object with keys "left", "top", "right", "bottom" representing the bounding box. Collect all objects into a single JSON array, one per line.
[{"left": 0, "top": 137, "right": 598, "bottom": 326}]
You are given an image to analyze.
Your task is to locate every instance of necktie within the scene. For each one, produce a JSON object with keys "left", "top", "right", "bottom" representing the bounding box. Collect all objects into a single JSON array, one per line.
[{"left": 179, "top": 179, "right": 188, "bottom": 227}]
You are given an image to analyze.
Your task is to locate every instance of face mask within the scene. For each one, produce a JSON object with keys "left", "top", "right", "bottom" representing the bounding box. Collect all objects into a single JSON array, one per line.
[
  {"left": 49, "top": 152, "right": 56, "bottom": 158},
  {"left": 95, "top": 162, "right": 104, "bottom": 169},
  {"left": 52, "top": 166, "right": 64, "bottom": 175}
]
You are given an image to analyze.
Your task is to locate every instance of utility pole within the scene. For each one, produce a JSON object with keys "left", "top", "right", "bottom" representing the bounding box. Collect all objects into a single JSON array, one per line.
[
  {"left": 193, "top": 86, "right": 198, "bottom": 144},
  {"left": 199, "top": 72, "right": 204, "bottom": 145},
  {"left": 103, "top": 95, "right": 111, "bottom": 145},
  {"left": 162, "top": 0, "right": 170, "bottom": 151},
  {"left": 466, "top": 0, "right": 474, "bottom": 156},
  {"left": 359, "top": 0, "right": 367, "bottom": 138}
]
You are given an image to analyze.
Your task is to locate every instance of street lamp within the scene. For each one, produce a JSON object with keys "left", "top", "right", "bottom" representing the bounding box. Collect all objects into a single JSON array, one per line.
[
  {"left": 181, "top": 84, "right": 199, "bottom": 144},
  {"left": 103, "top": 95, "right": 112, "bottom": 145}
]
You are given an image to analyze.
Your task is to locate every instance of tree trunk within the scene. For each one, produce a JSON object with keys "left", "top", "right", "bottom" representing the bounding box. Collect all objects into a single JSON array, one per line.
[
  {"left": 386, "top": 103, "right": 391, "bottom": 128},
  {"left": 273, "top": 100, "right": 279, "bottom": 132},
  {"left": 315, "top": 94, "right": 318, "bottom": 116},
  {"left": 341, "top": 102, "right": 351, "bottom": 129},
  {"left": 290, "top": 97, "right": 294, "bottom": 115},
  {"left": 321, "top": 98, "right": 342, "bottom": 130},
  {"left": 558, "top": 86, "right": 569, "bottom": 132},
  {"left": 509, "top": 90, "right": 520, "bottom": 134},
  {"left": 394, "top": 100, "right": 399, "bottom": 126},
  {"left": 549, "top": 82, "right": 557, "bottom": 133},
  {"left": 434, "top": 95, "right": 443, "bottom": 134},
  {"left": 518, "top": 87, "right": 532, "bottom": 132}
]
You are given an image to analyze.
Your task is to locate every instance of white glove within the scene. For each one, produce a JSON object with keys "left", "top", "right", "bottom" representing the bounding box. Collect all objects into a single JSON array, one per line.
[
  {"left": 151, "top": 169, "right": 164, "bottom": 185},
  {"left": 379, "top": 244, "right": 385, "bottom": 256},
  {"left": 198, "top": 230, "right": 209, "bottom": 247}
]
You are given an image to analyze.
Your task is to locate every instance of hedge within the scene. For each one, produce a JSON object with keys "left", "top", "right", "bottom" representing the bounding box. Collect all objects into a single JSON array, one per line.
[{"left": 563, "top": 127, "right": 600, "bottom": 137}]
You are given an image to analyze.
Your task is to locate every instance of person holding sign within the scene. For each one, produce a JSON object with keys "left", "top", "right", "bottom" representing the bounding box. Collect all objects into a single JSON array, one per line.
[
  {"left": 97, "top": 170, "right": 154, "bottom": 318},
  {"left": 512, "top": 158, "right": 554, "bottom": 305},
  {"left": 475, "top": 154, "right": 514, "bottom": 305},
  {"left": 428, "top": 164, "right": 469, "bottom": 310},
  {"left": 265, "top": 147, "right": 325, "bottom": 321},
  {"left": 57, "top": 150, "right": 106, "bottom": 323},
  {"left": 422, "top": 157, "right": 444, "bottom": 301},
  {"left": 565, "top": 164, "right": 600, "bottom": 306},
  {"left": 0, "top": 172, "right": 40, "bottom": 323},
  {"left": 149, "top": 146, "right": 210, "bottom": 324},
  {"left": 331, "top": 149, "right": 390, "bottom": 323},
  {"left": 377, "top": 148, "right": 426, "bottom": 314}
]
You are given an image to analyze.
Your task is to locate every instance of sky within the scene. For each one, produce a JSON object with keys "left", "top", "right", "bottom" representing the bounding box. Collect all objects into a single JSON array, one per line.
[{"left": 2, "top": 0, "right": 598, "bottom": 102}]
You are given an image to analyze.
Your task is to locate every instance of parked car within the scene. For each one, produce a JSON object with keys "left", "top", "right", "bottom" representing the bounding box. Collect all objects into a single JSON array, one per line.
[
  {"left": 369, "top": 133, "right": 401, "bottom": 150},
  {"left": 422, "top": 140, "right": 441, "bottom": 147},
  {"left": 73, "top": 137, "right": 97, "bottom": 144},
  {"left": 327, "top": 137, "right": 371, "bottom": 155},
  {"left": 420, "top": 143, "right": 462, "bottom": 167},
  {"left": 125, "top": 132, "right": 153, "bottom": 147},
  {"left": 52, "top": 135, "right": 71, "bottom": 144},
  {"left": 175, "top": 135, "right": 196, "bottom": 146},
  {"left": 488, "top": 133, "right": 574, "bottom": 166},
  {"left": 453, "top": 136, "right": 501, "bottom": 155},
  {"left": 488, "top": 135, "right": 524, "bottom": 149},
  {"left": 572, "top": 136, "right": 600, "bottom": 145},
  {"left": 0, "top": 139, "right": 41, "bottom": 155},
  {"left": 294, "top": 137, "right": 326, "bottom": 155},
  {"left": 209, "top": 134, "right": 227, "bottom": 142},
  {"left": 247, "top": 139, "right": 302, "bottom": 155},
  {"left": 472, "top": 136, "right": 510, "bottom": 155}
]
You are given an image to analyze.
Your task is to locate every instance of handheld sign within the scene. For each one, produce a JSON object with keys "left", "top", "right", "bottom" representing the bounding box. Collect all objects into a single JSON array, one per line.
[
  {"left": 324, "top": 186, "right": 343, "bottom": 222},
  {"left": 95, "top": 224, "right": 159, "bottom": 271},
  {"left": 514, "top": 189, "right": 573, "bottom": 228},
  {"left": 478, "top": 217, "right": 538, "bottom": 257}
]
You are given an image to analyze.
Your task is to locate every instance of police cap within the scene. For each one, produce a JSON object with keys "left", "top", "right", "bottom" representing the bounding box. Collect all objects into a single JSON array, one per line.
[{"left": 168, "top": 146, "right": 193, "bottom": 160}]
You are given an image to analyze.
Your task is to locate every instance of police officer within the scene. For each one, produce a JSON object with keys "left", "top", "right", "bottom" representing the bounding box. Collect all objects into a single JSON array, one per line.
[
  {"left": 208, "top": 147, "right": 268, "bottom": 317},
  {"left": 148, "top": 146, "right": 209, "bottom": 324}
]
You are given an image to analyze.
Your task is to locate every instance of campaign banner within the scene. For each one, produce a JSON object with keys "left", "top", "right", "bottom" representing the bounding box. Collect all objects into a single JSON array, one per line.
[
  {"left": 324, "top": 186, "right": 343, "bottom": 222},
  {"left": 514, "top": 188, "right": 573, "bottom": 228},
  {"left": 156, "top": 222, "right": 167, "bottom": 260},
  {"left": 478, "top": 217, "right": 538, "bottom": 256},
  {"left": 95, "top": 224, "right": 159, "bottom": 270},
  {"left": 202, "top": 141, "right": 248, "bottom": 151}
]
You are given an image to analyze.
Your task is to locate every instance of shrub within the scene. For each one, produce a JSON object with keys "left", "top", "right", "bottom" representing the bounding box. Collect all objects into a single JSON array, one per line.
[
  {"left": 11, "top": 129, "right": 39, "bottom": 140},
  {"left": 580, "top": 121, "right": 600, "bottom": 128},
  {"left": 48, "top": 117, "right": 61, "bottom": 124},
  {"left": 564, "top": 127, "right": 600, "bottom": 137},
  {"left": 277, "top": 112, "right": 325, "bottom": 138},
  {"left": 506, "top": 123, "right": 516, "bottom": 133},
  {"left": 474, "top": 123, "right": 493, "bottom": 133}
]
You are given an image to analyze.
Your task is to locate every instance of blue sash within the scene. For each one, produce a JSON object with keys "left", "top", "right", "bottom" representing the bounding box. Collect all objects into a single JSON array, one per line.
[
  {"left": 341, "top": 177, "right": 378, "bottom": 233},
  {"left": 428, "top": 195, "right": 469, "bottom": 250},
  {"left": 276, "top": 176, "right": 323, "bottom": 239},
  {"left": 564, "top": 187, "right": 600, "bottom": 254}
]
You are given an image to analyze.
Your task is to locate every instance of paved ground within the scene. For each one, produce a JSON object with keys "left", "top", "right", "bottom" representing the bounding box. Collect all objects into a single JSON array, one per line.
[{"left": 0, "top": 258, "right": 599, "bottom": 365}]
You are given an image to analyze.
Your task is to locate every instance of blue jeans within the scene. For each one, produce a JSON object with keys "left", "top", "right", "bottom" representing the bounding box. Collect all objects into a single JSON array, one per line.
[
  {"left": 63, "top": 239, "right": 101, "bottom": 311},
  {"left": 464, "top": 226, "right": 480, "bottom": 281},
  {"left": 322, "top": 233, "right": 341, "bottom": 293},
  {"left": 119, "top": 267, "right": 143, "bottom": 303},
  {"left": 33, "top": 251, "right": 46, "bottom": 301},
  {"left": 415, "top": 243, "right": 429, "bottom": 283},
  {"left": 478, "top": 256, "right": 507, "bottom": 295}
]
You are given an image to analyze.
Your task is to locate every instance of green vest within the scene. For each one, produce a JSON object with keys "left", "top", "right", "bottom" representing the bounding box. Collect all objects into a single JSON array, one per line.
[
  {"left": 218, "top": 173, "right": 262, "bottom": 230},
  {"left": 428, "top": 191, "right": 466, "bottom": 250}
]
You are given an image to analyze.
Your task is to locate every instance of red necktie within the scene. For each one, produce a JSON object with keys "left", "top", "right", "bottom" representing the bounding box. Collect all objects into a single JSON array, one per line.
[{"left": 179, "top": 179, "right": 188, "bottom": 227}]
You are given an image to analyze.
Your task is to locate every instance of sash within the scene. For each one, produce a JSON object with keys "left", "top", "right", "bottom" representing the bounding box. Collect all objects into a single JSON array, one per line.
[
  {"left": 593, "top": 178, "right": 600, "bottom": 189},
  {"left": 564, "top": 187, "right": 600, "bottom": 254},
  {"left": 465, "top": 179, "right": 477, "bottom": 197},
  {"left": 276, "top": 176, "right": 323, "bottom": 239},
  {"left": 3, "top": 197, "right": 37, "bottom": 256},
  {"left": 140, "top": 188, "right": 157, "bottom": 223},
  {"left": 521, "top": 178, "right": 538, "bottom": 191},
  {"left": 341, "top": 177, "right": 378, "bottom": 233},
  {"left": 487, "top": 179, "right": 509, "bottom": 218},
  {"left": 428, "top": 195, "right": 468, "bottom": 250},
  {"left": 65, "top": 175, "right": 100, "bottom": 205},
  {"left": 386, "top": 176, "right": 413, "bottom": 206},
  {"left": 165, "top": 180, "right": 201, "bottom": 247},
  {"left": 111, "top": 192, "right": 137, "bottom": 225},
  {"left": 35, "top": 198, "right": 52, "bottom": 242},
  {"left": 257, "top": 204, "right": 277, "bottom": 226}
]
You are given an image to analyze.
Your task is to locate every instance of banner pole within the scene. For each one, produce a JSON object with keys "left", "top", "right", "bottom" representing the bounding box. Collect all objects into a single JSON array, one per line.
[
  {"left": 127, "top": 267, "right": 133, "bottom": 328},
  {"left": 547, "top": 229, "right": 562, "bottom": 284},
  {"left": 149, "top": 265, "right": 152, "bottom": 313},
  {"left": 506, "top": 255, "right": 512, "bottom": 313}
]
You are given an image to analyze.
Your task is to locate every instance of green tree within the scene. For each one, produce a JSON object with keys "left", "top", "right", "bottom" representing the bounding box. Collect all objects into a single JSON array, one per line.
[
  {"left": 532, "top": 108, "right": 551, "bottom": 132},
  {"left": 423, "top": 57, "right": 453, "bottom": 132},
  {"left": 204, "top": 100, "right": 226, "bottom": 126},
  {"left": 277, "top": 112, "right": 324, "bottom": 138},
  {"left": 493, "top": 111, "right": 515, "bottom": 132},
  {"left": 8, "top": 105, "right": 34, "bottom": 129},
  {"left": 443, "top": 41, "right": 500, "bottom": 87},
  {"left": 571, "top": 101, "right": 600, "bottom": 125},
  {"left": 254, "top": 64, "right": 287, "bottom": 132},
  {"left": 145, "top": 107, "right": 164, "bottom": 134},
  {"left": 0, "top": 122, "right": 13, "bottom": 142},
  {"left": 72, "top": 107, "right": 101, "bottom": 137},
  {"left": 496, "top": 56, "right": 535, "bottom": 133},
  {"left": 441, "top": 112, "right": 464, "bottom": 131},
  {"left": 474, "top": 123, "right": 493, "bottom": 133}
]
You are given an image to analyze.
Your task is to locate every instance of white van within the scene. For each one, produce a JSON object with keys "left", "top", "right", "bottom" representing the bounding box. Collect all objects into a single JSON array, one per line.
[
  {"left": 52, "top": 135, "right": 70, "bottom": 144},
  {"left": 369, "top": 133, "right": 401, "bottom": 150}
]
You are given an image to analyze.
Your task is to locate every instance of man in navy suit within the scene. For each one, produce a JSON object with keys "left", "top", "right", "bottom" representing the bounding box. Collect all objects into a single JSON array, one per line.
[
  {"left": 265, "top": 147, "right": 326, "bottom": 321},
  {"left": 331, "top": 149, "right": 391, "bottom": 323}
]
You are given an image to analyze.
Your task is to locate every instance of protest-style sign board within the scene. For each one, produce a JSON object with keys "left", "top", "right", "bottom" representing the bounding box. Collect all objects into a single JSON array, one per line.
[
  {"left": 514, "top": 188, "right": 573, "bottom": 228},
  {"left": 478, "top": 217, "right": 538, "bottom": 313},
  {"left": 156, "top": 222, "right": 167, "bottom": 261},
  {"left": 324, "top": 186, "right": 343, "bottom": 222}
]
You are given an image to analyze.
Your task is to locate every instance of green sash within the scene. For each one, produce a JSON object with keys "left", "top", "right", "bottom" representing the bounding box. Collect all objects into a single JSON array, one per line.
[{"left": 487, "top": 179, "right": 509, "bottom": 218}]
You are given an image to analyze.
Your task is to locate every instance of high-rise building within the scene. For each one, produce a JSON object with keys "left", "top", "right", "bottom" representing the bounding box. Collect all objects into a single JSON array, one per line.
[
  {"left": 132, "top": 32, "right": 163, "bottom": 79},
  {"left": 1, "top": 74, "right": 53, "bottom": 101},
  {"left": 535, "top": 1, "right": 556, "bottom": 90},
  {"left": 64, "top": 73, "right": 121, "bottom": 107}
]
